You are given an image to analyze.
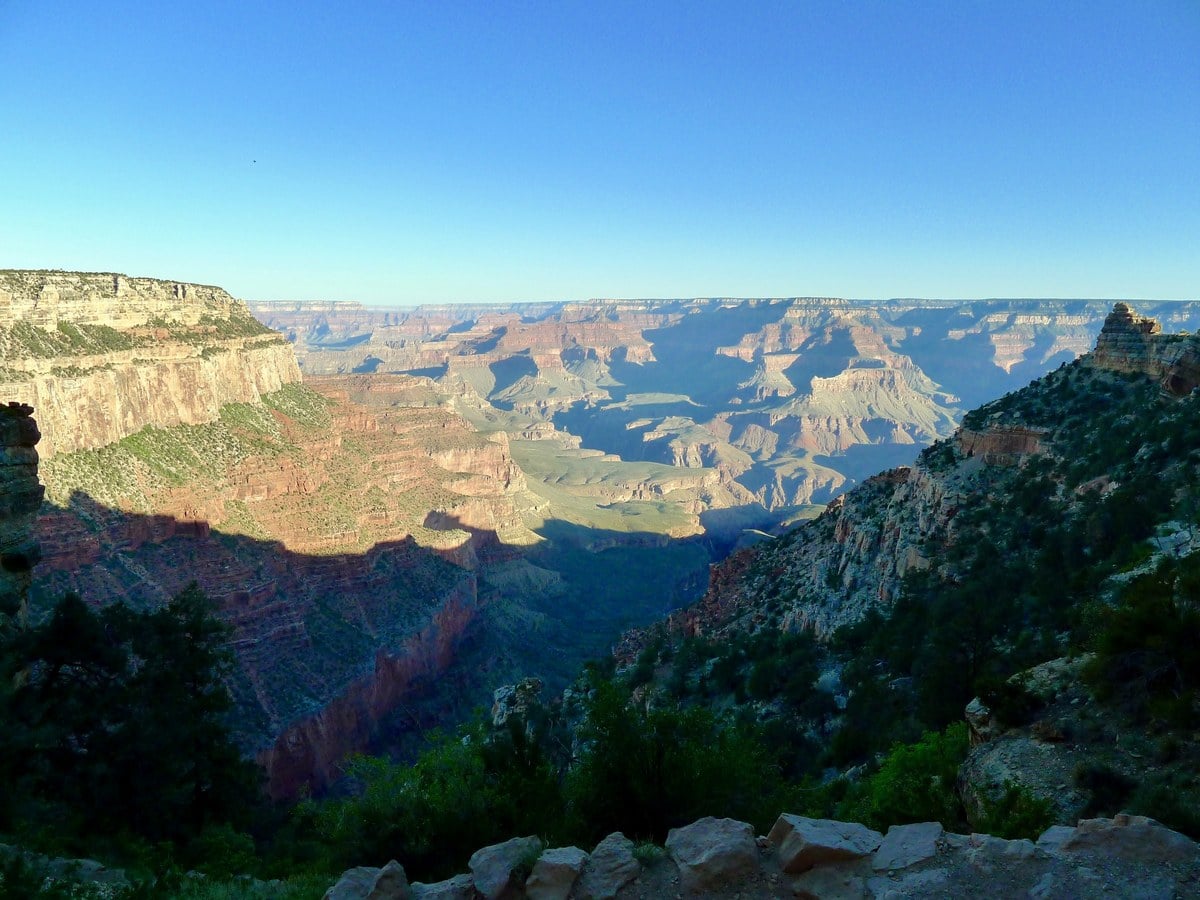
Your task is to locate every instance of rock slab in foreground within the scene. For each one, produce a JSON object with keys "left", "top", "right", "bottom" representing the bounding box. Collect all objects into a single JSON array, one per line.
[
  {"left": 666, "top": 816, "right": 759, "bottom": 895},
  {"left": 872, "top": 822, "right": 944, "bottom": 871},
  {"left": 575, "top": 832, "right": 641, "bottom": 900},
  {"left": 768, "top": 814, "right": 883, "bottom": 874},
  {"left": 324, "top": 862, "right": 414, "bottom": 900},
  {"left": 469, "top": 835, "right": 542, "bottom": 900},
  {"left": 1058, "top": 814, "right": 1199, "bottom": 863},
  {"left": 524, "top": 845, "right": 588, "bottom": 900}
]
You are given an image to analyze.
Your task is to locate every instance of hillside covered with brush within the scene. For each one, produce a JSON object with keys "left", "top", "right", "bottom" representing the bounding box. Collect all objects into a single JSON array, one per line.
[{"left": 612, "top": 302, "right": 1200, "bottom": 831}]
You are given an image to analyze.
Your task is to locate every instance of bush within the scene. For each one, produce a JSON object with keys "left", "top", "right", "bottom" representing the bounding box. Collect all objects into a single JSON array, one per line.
[
  {"left": 837, "top": 723, "right": 970, "bottom": 832},
  {"left": 567, "top": 682, "right": 788, "bottom": 842},
  {"left": 974, "top": 782, "right": 1056, "bottom": 840}
]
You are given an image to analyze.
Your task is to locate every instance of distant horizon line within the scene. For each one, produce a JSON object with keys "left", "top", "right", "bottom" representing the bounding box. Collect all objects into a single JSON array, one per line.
[
  {"left": 244, "top": 295, "right": 1197, "bottom": 308},
  {"left": 2, "top": 269, "right": 1193, "bottom": 307}
]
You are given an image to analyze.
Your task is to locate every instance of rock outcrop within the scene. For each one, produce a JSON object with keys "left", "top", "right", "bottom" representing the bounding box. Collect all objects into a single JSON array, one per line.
[
  {"left": 325, "top": 813, "right": 1200, "bottom": 899},
  {"left": 0, "top": 270, "right": 300, "bottom": 457},
  {"left": 1088, "top": 301, "right": 1200, "bottom": 395},
  {"left": 0, "top": 403, "right": 43, "bottom": 617}
]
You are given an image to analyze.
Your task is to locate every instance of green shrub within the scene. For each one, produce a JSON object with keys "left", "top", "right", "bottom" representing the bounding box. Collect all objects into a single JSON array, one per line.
[
  {"left": 837, "top": 723, "right": 970, "bottom": 831},
  {"left": 974, "top": 782, "right": 1056, "bottom": 839}
]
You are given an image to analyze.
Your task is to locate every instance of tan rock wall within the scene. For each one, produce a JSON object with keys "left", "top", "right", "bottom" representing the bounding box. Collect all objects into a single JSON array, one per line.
[{"left": 0, "top": 271, "right": 301, "bottom": 457}]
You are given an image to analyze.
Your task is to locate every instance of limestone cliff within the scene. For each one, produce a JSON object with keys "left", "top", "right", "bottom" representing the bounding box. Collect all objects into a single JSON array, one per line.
[
  {"left": 32, "top": 374, "right": 545, "bottom": 796},
  {"left": 0, "top": 270, "right": 300, "bottom": 457}
]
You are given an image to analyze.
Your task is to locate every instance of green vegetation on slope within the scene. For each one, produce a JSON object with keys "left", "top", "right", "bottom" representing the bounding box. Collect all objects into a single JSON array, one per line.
[
  {"left": 40, "top": 385, "right": 331, "bottom": 507},
  {"left": 1, "top": 321, "right": 144, "bottom": 360}
]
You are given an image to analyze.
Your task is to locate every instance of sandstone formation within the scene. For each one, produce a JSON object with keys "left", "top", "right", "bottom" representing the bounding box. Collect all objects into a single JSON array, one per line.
[
  {"left": 325, "top": 813, "right": 1200, "bottom": 899},
  {"left": 1088, "top": 301, "right": 1200, "bottom": 394},
  {"left": 30, "top": 374, "right": 546, "bottom": 797},
  {"left": 0, "top": 270, "right": 300, "bottom": 457},
  {"left": 5, "top": 272, "right": 723, "bottom": 799}
]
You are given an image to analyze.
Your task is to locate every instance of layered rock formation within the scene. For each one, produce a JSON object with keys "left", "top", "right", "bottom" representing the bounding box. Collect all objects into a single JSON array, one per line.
[
  {"left": 31, "top": 374, "right": 547, "bottom": 797},
  {"left": 0, "top": 270, "right": 300, "bottom": 457},
  {"left": 252, "top": 297, "right": 1200, "bottom": 531},
  {"left": 324, "top": 813, "right": 1200, "bottom": 899},
  {"left": 1088, "top": 300, "right": 1200, "bottom": 394}
]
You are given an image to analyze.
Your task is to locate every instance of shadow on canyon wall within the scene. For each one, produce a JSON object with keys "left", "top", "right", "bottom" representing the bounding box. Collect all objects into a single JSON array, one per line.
[{"left": 33, "top": 490, "right": 716, "bottom": 799}]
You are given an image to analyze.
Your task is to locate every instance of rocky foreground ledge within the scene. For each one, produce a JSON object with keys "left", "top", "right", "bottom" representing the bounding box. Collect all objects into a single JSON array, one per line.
[{"left": 325, "top": 812, "right": 1200, "bottom": 899}]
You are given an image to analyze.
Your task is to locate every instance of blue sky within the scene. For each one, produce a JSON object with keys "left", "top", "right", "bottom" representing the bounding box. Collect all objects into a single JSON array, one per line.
[{"left": 1, "top": 1, "right": 1197, "bottom": 304}]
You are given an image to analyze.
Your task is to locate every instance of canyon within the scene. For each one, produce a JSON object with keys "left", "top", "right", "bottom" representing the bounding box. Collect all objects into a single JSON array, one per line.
[
  {"left": 252, "top": 296, "right": 1200, "bottom": 521},
  {"left": 8, "top": 269, "right": 1200, "bottom": 801},
  {"left": 659, "top": 300, "right": 1200, "bottom": 643}
]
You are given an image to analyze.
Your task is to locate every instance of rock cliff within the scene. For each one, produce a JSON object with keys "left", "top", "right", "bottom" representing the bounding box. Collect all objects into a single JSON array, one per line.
[
  {"left": 0, "top": 270, "right": 300, "bottom": 457},
  {"left": 30, "top": 374, "right": 545, "bottom": 797},
  {"left": 1088, "top": 300, "right": 1200, "bottom": 395}
]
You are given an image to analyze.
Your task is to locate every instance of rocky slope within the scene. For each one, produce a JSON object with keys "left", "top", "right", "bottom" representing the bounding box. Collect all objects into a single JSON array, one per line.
[
  {"left": 323, "top": 812, "right": 1200, "bottom": 899},
  {"left": 1, "top": 270, "right": 300, "bottom": 457},
  {"left": 601, "top": 303, "right": 1200, "bottom": 852},
  {"left": 638, "top": 301, "right": 1200, "bottom": 645}
]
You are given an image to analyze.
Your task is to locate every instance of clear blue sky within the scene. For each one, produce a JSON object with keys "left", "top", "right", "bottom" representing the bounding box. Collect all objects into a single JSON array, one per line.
[{"left": 1, "top": 1, "right": 1197, "bottom": 304}]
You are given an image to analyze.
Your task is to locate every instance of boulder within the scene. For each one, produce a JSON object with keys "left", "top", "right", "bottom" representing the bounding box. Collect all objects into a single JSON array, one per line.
[
  {"left": 469, "top": 835, "right": 543, "bottom": 900},
  {"left": 575, "top": 832, "right": 641, "bottom": 900},
  {"left": 369, "top": 861, "right": 412, "bottom": 899},
  {"left": 325, "top": 867, "right": 382, "bottom": 900},
  {"left": 964, "top": 697, "right": 998, "bottom": 745},
  {"left": 871, "top": 822, "right": 943, "bottom": 871},
  {"left": 410, "top": 874, "right": 474, "bottom": 899},
  {"left": 1035, "top": 825, "right": 1075, "bottom": 854},
  {"left": 768, "top": 814, "right": 883, "bottom": 874},
  {"left": 1057, "top": 815, "right": 1199, "bottom": 863},
  {"left": 524, "top": 846, "right": 588, "bottom": 900},
  {"left": 665, "top": 816, "right": 758, "bottom": 894}
]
